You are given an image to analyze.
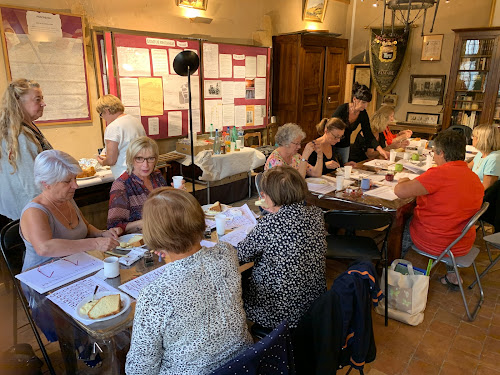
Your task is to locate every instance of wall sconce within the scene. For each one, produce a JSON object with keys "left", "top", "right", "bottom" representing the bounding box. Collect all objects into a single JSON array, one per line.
[{"left": 189, "top": 16, "right": 213, "bottom": 24}]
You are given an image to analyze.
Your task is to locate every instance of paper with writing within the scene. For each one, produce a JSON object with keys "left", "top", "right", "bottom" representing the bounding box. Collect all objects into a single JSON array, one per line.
[
  {"left": 363, "top": 186, "right": 399, "bottom": 201},
  {"left": 257, "top": 55, "right": 267, "bottom": 77},
  {"left": 203, "top": 43, "right": 219, "bottom": 78},
  {"left": 151, "top": 49, "right": 169, "bottom": 76},
  {"left": 219, "top": 224, "right": 255, "bottom": 247},
  {"left": 245, "top": 56, "right": 257, "bottom": 78},
  {"left": 119, "top": 265, "right": 168, "bottom": 299},
  {"left": 219, "top": 54, "right": 232, "bottom": 78},
  {"left": 120, "top": 78, "right": 140, "bottom": 107},
  {"left": 139, "top": 77, "right": 163, "bottom": 116},
  {"left": 117, "top": 47, "right": 151, "bottom": 77}
]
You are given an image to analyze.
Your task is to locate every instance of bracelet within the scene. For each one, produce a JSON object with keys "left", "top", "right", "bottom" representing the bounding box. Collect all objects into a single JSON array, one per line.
[{"left": 301, "top": 158, "right": 307, "bottom": 162}]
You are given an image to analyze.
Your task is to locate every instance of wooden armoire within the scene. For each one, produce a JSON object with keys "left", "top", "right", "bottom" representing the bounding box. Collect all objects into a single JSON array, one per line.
[{"left": 272, "top": 32, "right": 348, "bottom": 144}]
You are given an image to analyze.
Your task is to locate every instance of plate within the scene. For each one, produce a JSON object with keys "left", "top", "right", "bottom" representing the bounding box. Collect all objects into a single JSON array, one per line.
[
  {"left": 76, "top": 175, "right": 98, "bottom": 180},
  {"left": 76, "top": 291, "right": 131, "bottom": 323},
  {"left": 116, "top": 233, "right": 145, "bottom": 250},
  {"left": 202, "top": 204, "right": 230, "bottom": 216}
]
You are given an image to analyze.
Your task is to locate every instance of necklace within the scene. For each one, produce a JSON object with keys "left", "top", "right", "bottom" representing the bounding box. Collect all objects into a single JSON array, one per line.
[{"left": 44, "top": 194, "right": 74, "bottom": 226}]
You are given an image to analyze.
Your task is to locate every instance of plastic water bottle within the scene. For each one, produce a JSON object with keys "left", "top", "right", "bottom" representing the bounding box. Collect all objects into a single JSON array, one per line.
[
  {"left": 237, "top": 127, "right": 244, "bottom": 145},
  {"left": 213, "top": 129, "right": 220, "bottom": 155},
  {"left": 209, "top": 123, "right": 214, "bottom": 139}
]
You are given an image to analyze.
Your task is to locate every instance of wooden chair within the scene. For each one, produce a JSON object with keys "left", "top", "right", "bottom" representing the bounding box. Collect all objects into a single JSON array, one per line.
[{"left": 244, "top": 132, "right": 262, "bottom": 148}]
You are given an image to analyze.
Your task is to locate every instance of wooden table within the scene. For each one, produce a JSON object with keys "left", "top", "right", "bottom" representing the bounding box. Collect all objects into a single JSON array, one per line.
[
  {"left": 389, "top": 122, "right": 441, "bottom": 139},
  {"left": 306, "top": 162, "right": 416, "bottom": 262}
]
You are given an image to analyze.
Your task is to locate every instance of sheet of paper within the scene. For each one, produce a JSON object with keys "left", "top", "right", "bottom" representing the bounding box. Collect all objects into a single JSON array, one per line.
[
  {"left": 245, "top": 56, "right": 257, "bottom": 78},
  {"left": 363, "top": 186, "right": 399, "bottom": 201},
  {"left": 200, "top": 240, "right": 216, "bottom": 248},
  {"left": 255, "top": 77, "right": 266, "bottom": 100},
  {"left": 139, "top": 77, "right": 163, "bottom": 116},
  {"left": 246, "top": 105, "right": 255, "bottom": 126},
  {"left": 307, "top": 183, "right": 337, "bottom": 195},
  {"left": 363, "top": 159, "right": 395, "bottom": 170},
  {"left": 219, "top": 54, "right": 232, "bottom": 78},
  {"left": 119, "top": 248, "right": 148, "bottom": 267},
  {"left": 26, "top": 11, "right": 62, "bottom": 38},
  {"left": 120, "top": 78, "right": 140, "bottom": 107},
  {"left": 205, "top": 219, "right": 216, "bottom": 230},
  {"left": 234, "top": 81, "right": 246, "bottom": 98},
  {"left": 117, "top": 47, "right": 151, "bottom": 77},
  {"left": 224, "top": 204, "right": 258, "bottom": 230},
  {"left": 151, "top": 49, "right": 169, "bottom": 76},
  {"left": 221, "top": 81, "right": 235, "bottom": 104},
  {"left": 162, "top": 75, "right": 200, "bottom": 110},
  {"left": 168, "top": 48, "right": 183, "bottom": 75},
  {"left": 205, "top": 100, "right": 223, "bottom": 131},
  {"left": 203, "top": 43, "right": 219, "bottom": 78},
  {"left": 148, "top": 117, "right": 160, "bottom": 135},
  {"left": 223, "top": 104, "right": 235, "bottom": 127},
  {"left": 233, "top": 54, "right": 245, "bottom": 61},
  {"left": 233, "top": 66, "right": 245, "bottom": 79},
  {"left": 219, "top": 224, "right": 255, "bottom": 247},
  {"left": 257, "top": 54, "right": 267, "bottom": 77},
  {"left": 254, "top": 105, "right": 264, "bottom": 126},
  {"left": 16, "top": 253, "right": 103, "bottom": 294},
  {"left": 187, "top": 108, "right": 201, "bottom": 133},
  {"left": 47, "top": 276, "right": 122, "bottom": 325},
  {"left": 168, "top": 111, "right": 183, "bottom": 136},
  {"left": 235, "top": 105, "right": 246, "bottom": 127},
  {"left": 119, "top": 264, "right": 168, "bottom": 299},
  {"left": 204, "top": 80, "right": 222, "bottom": 98},
  {"left": 125, "top": 106, "right": 141, "bottom": 122}
]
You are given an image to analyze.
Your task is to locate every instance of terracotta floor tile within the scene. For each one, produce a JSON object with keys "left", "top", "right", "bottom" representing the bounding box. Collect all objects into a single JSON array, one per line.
[
  {"left": 428, "top": 319, "right": 457, "bottom": 337},
  {"left": 433, "top": 308, "right": 463, "bottom": 328},
  {"left": 457, "top": 321, "right": 487, "bottom": 342},
  {"left": 440, "top": 361, "right": 476, "bottom": 375},
  {"left": 370, "top": 350, "right": 408, "bottom": 375},
  {"left": 444, "top": 347, "right": 480, "bottom": 372},
  {"left": 495, "top": 304, "right": 500, "bottom": 316},
  {"left": 476, "top": 364, "right": 500, "bottom": 375},
  {"left": 451, "top": 335, "right": 483, "bottom": 358},
  {"left": 477, "top": 304, "right": 495, "bottom": 319},
  {"left": 366, "top": 369, "right": 389, "bottom": 375},
  {"left": 468, "top": 314, "right": 492, "bottom": 331},
  {"left": 404, "top": 358, "right": 440, "bottom": 375},
  {"left": 479, "top": 351, "right": 500, "bottom": 371},
  {"left": 413, "top": 332, "right": 451, "bottom": 367},
  {"left": 483, "top": 336, "right": 500, "bottom": 356},
  {"left": 488, "top": 324, "right": 500, "bottom": 340}
]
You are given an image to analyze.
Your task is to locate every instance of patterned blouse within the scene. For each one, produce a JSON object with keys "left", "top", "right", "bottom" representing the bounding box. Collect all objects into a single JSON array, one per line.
[
  {"left": 237, "top": 203, "right": 327, "bottom": 329},
  {"left": 125, "top": 242, "right": 253, "bottom": 375},
  {"left": 107, "top": 170, "right": 167, "bottom": 231},
  {"left": 264, "top": 149, "right": 301, "bottom": 171}
]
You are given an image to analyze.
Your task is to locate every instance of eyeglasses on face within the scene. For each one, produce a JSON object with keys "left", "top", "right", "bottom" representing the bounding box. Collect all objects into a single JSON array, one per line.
[
  {"left": 329, "top": 132, "right": 344, "bottom": 140},
  {"left": 290, "top": 141, "right": 301, "bottom": 146},
  {"left": 134, "top": 156, "right": 156, "bottom": 164}
]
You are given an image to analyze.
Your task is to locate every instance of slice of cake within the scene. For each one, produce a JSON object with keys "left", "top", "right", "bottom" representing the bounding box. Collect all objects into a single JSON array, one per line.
[
  {"left": 88, "top": 294, "right": 121, "bottom": 319},
  {"left": 209, "top": 201, "right": 222, "bottom": 212}
]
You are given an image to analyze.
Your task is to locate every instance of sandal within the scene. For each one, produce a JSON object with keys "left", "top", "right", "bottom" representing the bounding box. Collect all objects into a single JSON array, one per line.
[{"left": 440, "top": 274, "right": 461, "bottom": 291}]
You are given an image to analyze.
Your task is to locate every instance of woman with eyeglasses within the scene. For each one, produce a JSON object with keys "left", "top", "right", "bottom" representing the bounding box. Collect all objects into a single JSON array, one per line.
[
  {"left": 349, "top": 105, "right": 410, "bottom": 163},
  {"left": 107, "top": 136, "right": 184, "bottom": 234},
  {"left": 95, "top": 95, "right": 146, "bottom": 179},
  {"left": 307, "top": 117, "right": 357, "bottom": 177},
  {"left": 332, "top": 82, "right": 389, "bottom": 163},
  {"left": 264, "top": 123, "right": 323, "bottom": 178}
]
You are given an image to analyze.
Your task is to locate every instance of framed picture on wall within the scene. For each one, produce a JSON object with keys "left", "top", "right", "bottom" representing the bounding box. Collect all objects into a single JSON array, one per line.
[
  {"left": 303, "top": 0, "right": 328, "bottom": 22},
  {"left": 353, "top": 66, "right": 371, "bottom": 89},
  {"left": 409, "top": 75, "right": 446, "bottom": 105},
  {"left": 176, "top": 0, "right": 208, "bottom": 10},
  {"left": 382, "top": 94, "right": 398, "bottom": 106},
  {"left": 421, "top": 34, "right": 444, "bottom": 61},
  {"left": 406, "top": 112, "right": 440, "bottom": 125}
]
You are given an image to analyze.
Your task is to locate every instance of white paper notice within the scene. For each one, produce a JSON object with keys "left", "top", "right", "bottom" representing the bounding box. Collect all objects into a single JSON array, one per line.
[
  {"left": 221, "top": 81, "right": 235, "bottom": 104},
  {"left": 235, "top": 105, "right": 246, "bottom": 127},
  {"left": 219, "top": 224, "right": 255, "bottom": 247},
  {"left": 148, "top": 117, "right": 160, "bottom": 135},
  {"left": 245, "top": 56, "right": 257, "bottom": 78},
  {"left": 162, "top": 75, "right": 200, "bottom": 110},
  {"left": 168, "top": 111, "right": 183, "bottom": 136},
  {"left": 254, "top": 105, "right": 265, "bottom": 126},
  {"left": 233, "top": 54, "right": 245, "bottom": 61},
  {"left": 257, "top": 55, "right": 267, "bottom": 77},
  {"left": 223, "top": 104, "right": 235, "bottom": 127},
  {"left": 151, "top": 49, "right": 169, "bottom": 76},
  {"left": 234, "top": 82, "right": 246, "bottom": 98},
  {"left": 125, "top": 106, "right": 141, "bottom": 122},
  {"left": 363, "top": 186, "right": 399, "bottom": 201},
  {"left": 219, "top": 54, "right": 232, "bottom": 78},
  {"left": 255, "top": 77, "right": 266, "bottom": 100},
  {"left": 177, "top": 41, "right": 188, "bottom": 48},
  {"left": 117, "top": 47, "right": 151, "bottom": 77},
  {"left": 26, "top": 11, "right": 62, "bottom": 38},
  {"left": 188, "top": 108, "right": 201, "bottom": 133},
  {"left": 146, "top": 38, "right": 175, "bottom": 47},
  {"left": 205, "top": 100, "right": 223, "bottom": 131},
  {"left": 119, "top": 78, "right": 140, "bottom": 107},
  {"left": 204, "top": 80, "right": 222, "bottom": 98},
  {"left": 168, "top": 48, "right": 183, "bottom": 75},
  {"left": 233, "top": 66, "right": 245, "bottom": 79},
  {"left": 119, "top": 265, "right": 168, "bottom": 299},
  {"left": 203, "top": 43, "right": 219, "bottom": 78}
]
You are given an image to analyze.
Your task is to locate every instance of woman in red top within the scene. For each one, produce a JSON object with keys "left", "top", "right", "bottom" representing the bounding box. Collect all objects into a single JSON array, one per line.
[{"left": 375, "top": 105, "right": 412, "bottom": 148}]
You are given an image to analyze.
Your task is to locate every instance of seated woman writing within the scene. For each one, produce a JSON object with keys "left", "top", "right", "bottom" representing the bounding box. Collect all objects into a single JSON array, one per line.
[
  {"left": 307, "top": 117, "right": 356, "bottom": 176},
  {"left": 264, "top": 123, "right": 322, "bottom": 178},
  {"left": 237, "top": 166, "right": 326, "bottom": 333},
  {"left": 349, "top": 105, "right": 410, "bottom": 163},
  {"left": 19, "top": 150, "right": 121, "bottom": 363},
  {"left": 107, "top": 136, "right": 183, "bottom": 233},
  {"left": 126, "top": 187, "right": 252, "bottom": 375}
]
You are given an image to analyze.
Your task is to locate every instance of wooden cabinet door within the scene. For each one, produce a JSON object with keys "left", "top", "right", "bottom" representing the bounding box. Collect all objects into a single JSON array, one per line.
[
  {"left": 298, "top": 45, "right": 325, "bottom": 143},
  {"left": 323, "top": 46, "right": 347, "bottom": 119}
]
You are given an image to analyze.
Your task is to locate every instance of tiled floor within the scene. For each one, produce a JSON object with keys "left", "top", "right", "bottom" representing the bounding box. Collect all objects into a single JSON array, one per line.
[{"left": 1, "top": 194, "right": 499, "bottom": 374}]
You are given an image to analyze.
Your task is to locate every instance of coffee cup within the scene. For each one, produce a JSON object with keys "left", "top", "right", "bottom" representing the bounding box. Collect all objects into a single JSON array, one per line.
[
  {"left": 403, "top": 152, "right": 411, "bottom": 161},
  {"left": 361, "top": 178, "right": 371, "bottom": 190},
  {"left": 389, "top": 149, "right": 396, "bottom": 162},
  {"left": 215, "top": 214, "right": 227, "bottom": 236},
  {"left": 336, "top": 176, "right": 345, "bottom": 191},
  {"left": 417, "top": 146, "right": 424, "bottom": 155},
  {"left": 172, "top": 176, "right": 183, "bottom": 189},
  {"left": 344, "top": 166, "right": 352, "bottom": 179},
  {"left": 103, "top": 256, "right": 120, "bottom": 278}
]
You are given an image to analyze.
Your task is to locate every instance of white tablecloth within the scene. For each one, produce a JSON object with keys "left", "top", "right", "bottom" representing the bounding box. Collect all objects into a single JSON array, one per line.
[{"left": 180, "top": 148, "right": 266, "bottom": 181}]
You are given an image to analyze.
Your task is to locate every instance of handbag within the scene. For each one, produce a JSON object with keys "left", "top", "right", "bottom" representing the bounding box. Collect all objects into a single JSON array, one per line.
[{"left": 375, "top": 259, "right": 430, "bottom": 326}]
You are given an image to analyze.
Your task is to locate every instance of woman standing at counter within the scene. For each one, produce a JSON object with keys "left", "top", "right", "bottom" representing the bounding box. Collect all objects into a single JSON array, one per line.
[
  {"left": 96, "top": 95, "right": 146, "bottom": 179},
  {"left": 0, "top": 79, "right": 52, "bottom": 221},
  {"left": 332, "top": 82, "right": 388, "bottom": 163}
]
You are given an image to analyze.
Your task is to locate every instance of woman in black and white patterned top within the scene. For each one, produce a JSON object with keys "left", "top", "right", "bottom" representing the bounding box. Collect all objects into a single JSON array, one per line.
[
  {"left": 126, "top": 188, "right": 252, "bottom": 375},
  {"left": 237, "top": 166, "right": 327, "bottom": 330}
]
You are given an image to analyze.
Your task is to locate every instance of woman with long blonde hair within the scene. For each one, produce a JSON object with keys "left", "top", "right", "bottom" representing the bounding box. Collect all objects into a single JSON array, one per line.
[{"left": 0, "top": 78, "right": 52, "bottom": 220}]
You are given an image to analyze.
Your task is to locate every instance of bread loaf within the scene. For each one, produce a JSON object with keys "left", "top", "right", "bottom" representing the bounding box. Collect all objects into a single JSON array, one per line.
[{"left": 88, "top": 294, "right": 121, "bottom": 319}]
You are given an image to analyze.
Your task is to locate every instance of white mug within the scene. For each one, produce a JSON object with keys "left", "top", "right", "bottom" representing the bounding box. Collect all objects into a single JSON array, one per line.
[
  {"left": 420, "top": 140, "right": 427, "bottom": 148},
  {"left": 403, "top": 152, "right": 411, "bottom": 161},
  {"left": 389, "top": 149, "right": 396, "bottom": 162},
  {"left": 215, "top": 214, "right": 227, "bottom": 236},
  {"left": 336, "top": 176, "right": 345, "bottom": 191},
  {"left": 103, "top": 256, "right": 120, "bottom": 278},
  {"left": 172, "top": 176, "right": 183, "bottom": 189},
  {"left": 417, "top": 146, "right": 424, "bottom": 155},
  {"left": 344, "top": 166, "right": 352, "bottom": 180}
]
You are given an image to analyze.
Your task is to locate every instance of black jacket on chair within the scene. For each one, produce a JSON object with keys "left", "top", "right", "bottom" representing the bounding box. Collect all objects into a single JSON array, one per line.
[{"left": 293, "top": 261, "right": 383, "bottom": 374}]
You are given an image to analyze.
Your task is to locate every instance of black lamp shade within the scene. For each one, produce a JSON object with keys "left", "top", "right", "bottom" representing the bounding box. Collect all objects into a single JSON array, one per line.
[{"left": 173, "top": 50, "right": 200, "bottom": 76}]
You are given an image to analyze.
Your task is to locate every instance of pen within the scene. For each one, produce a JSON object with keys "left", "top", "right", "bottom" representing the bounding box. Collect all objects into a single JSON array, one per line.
[{"left": 158, "top": 254, "right": 161, "bottom": 263}]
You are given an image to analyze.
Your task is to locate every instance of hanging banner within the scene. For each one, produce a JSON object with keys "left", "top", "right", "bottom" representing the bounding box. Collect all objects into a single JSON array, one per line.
[{"left": 370, "top": 27, "right": 410, "bottom": 95}]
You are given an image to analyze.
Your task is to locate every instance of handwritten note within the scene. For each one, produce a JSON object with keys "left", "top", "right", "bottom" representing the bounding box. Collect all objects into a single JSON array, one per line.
[
  {"left": 119, "top": 265, "right": 168, "bottom": 299},
  {"left": 16, "top": 253, "right": 103, "bottom": 294}
]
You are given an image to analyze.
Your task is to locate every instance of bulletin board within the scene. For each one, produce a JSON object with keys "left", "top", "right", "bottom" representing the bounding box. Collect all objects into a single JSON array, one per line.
[
  {"left": 201, "top": 42, "right": 271, "bottom": 131},
  {"left": 93, "top": 28, "right": 202, "bottom": 140},
  {"left": 0, "top": 5, "right": 92, "bottom": 125}
]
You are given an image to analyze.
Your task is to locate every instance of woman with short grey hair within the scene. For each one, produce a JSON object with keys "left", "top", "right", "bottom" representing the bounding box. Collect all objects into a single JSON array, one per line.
[{"left": 265, "top": 123, "right": 323, "bottom": 178}]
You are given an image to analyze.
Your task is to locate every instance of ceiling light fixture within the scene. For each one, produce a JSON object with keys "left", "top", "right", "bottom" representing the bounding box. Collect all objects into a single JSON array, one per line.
[{"left": 381, "top": 0, "right": 440, "bottom": 36}]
